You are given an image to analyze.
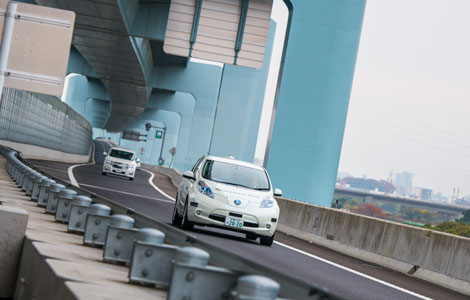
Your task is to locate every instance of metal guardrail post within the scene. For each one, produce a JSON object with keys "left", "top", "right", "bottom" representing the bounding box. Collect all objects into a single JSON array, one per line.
[
  {"left": 67, "top": 196, "right": 92, "bottom": 233},
  {"left": 231, "top": 275, "right": 280, "bottom": 300},
  {"left": 45, "top": 183, "right": 65, "bottom": 214},
  {"left": 83, "top": 204, "right": 111, "bottom": 247},
  {"left": 102, "top": 215, "right": 135, "bottom": 265},
  {"left": 128, "top": 241, "right": 178, "bottom": 287},
  {"left": 55, "top": 189, "right": 79, "bottom": 223},
  {"left": 37, "top": 178, "right": 55, "bottom": 208},
  {"left": 31, "top": 175, "right": 47, "bottom": 201}
]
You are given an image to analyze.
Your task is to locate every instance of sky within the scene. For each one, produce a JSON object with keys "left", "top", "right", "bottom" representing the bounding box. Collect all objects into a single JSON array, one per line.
[
  {"left": 254, "top": 0, "right": 470, "bottom": 198},
  {"left": 338, "top": 0, "right": 470, "bottom": 197}
]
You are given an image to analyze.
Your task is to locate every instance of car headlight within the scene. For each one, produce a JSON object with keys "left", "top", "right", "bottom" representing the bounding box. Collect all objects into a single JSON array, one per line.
[
  {"left": 198, "top": 181, "right": 214, "bottom": 199},
  {"left": 105, "top": 159, "right": 112, "bottom": 165},
  {"left": 127, "top": 164, "right": 134, "bottom": 169},
  {"left": 260, "top": 196, "right": 274, "bottom": 208}
]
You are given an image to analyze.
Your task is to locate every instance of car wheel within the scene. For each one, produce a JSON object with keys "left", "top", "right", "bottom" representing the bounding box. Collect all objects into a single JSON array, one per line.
[
  {"left": 102, "top": 172, "right": 107, "bottom": 176},
  {"left": 172, "top": 194, "right": 183, "bottom": 226},
  {"left": 129, "top": 177, "right": 134, "bottom": 181},
  {"left": 260, "top": 233, "right": 275, "bottom": 246},
  {"left": 180, "top": 198, "right": 194, "bottom": 230},
  {"left": 246, "top": 233, "right": 257, "bottom": 241}
]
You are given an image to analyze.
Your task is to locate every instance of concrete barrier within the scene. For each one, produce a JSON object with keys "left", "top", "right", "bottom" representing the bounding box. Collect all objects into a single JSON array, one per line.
[
  {"left": 0, "top": 140, "right": 91, "bottom": 164},
  {"left": 0, "top": 206, "right": 28, "bottom": 298},
  {"left": 153, "top": 165, "right": 182, "bottom": 187},
  {"left": 276, "top": 198, "right": 470, "bottom": 295}
]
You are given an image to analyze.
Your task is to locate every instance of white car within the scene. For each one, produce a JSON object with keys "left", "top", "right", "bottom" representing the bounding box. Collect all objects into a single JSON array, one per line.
[
  {"left": 102, "top": 147, "right": 137, "bottom": 181},
  {"left": 172, "top": 155, "right": 282, "bottom": 246}
]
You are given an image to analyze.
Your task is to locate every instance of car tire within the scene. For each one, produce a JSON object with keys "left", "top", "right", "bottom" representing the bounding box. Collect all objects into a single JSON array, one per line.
[
  {"left": 246, "top": 233, "right": 257, "bottom": 241},
  {"left": 260, "top": 233, "right": 275, "bottom": 246},
  {"left": 180, "top": 198, "right": 194, "bottom": 230},
  {"left": 129, "top": 177, "right": 134, "bottom": 181},
  {"left": 172, "top": 195, "right": 183, "bottom": 226},
  {"left": 102, "top": 172, "right": 107, "bottom": 176}
]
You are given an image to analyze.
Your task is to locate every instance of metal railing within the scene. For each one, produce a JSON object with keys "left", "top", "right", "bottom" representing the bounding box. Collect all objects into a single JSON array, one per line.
[
  {"left": 0, "top": 88, "right": 91, "bottom": 155},
  {"left": 0, "top": 145, "right": 345, "bottom": 300}
]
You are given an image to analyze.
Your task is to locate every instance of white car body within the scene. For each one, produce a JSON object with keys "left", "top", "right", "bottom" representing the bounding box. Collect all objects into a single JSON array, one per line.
[
  {"left": 102, "top": 147, "right": 137, "bottom": 180},
  {"left": 172, "top": 155, "right": 282, "bottom": 246}
]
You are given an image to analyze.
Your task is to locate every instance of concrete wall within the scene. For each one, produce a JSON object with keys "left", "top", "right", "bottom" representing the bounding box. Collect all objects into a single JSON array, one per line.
[
  {"left": 276, "top": 198, "right": 470, "bottom": 295},
  {"left": 0, "top": 140, "right": 91, "bottom": 163},
  {"left": 0, "top": 206, "right": 28, "bottom": 298}
]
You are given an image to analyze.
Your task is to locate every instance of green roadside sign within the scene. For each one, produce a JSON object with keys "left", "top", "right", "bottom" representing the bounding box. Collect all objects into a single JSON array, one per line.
[{"left": 155, "top": 130, "right": 163, "bottom": 139}]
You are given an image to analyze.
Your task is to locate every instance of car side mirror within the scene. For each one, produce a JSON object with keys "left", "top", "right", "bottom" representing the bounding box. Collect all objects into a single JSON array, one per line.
[
  {"left": 102, "top": 152, "right": 107, "bottom": 156},
  {"left": 273, "top": 188, "right": 282, "bottom": 197},
  {"left": 183, "top": 171, "right": 195, "bottom": 180},
  {"left": 136, "top": 158, "right": 140, "bottom": 163}
]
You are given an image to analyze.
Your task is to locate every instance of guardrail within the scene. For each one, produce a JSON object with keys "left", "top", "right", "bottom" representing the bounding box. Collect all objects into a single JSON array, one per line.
[
  {"left": 0, "top": 88, "right": 92, "bottom": 156},
  {"left": 0, "top": 145, "right": 344, "bottom": 300}
]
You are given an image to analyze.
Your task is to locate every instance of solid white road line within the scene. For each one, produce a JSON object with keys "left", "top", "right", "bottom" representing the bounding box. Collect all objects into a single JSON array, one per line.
[
  {"left": 274, "top": 241, "right": 433, "bottom": 300},
  {"left": 79, "top": 183, "right": 174, "bottom": 203},
  {"left": 141, "top": 168, "right": 175, "bottom": 202},
  {"left": 67, "top": 142, "right": 96, "bottom": 187}
]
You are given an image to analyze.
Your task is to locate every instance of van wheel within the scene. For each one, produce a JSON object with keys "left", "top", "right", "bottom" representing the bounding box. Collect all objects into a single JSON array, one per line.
[
  {"left": 102, "top": 172, "right": 107, "bottom": 176},
  {"left": 129, "top": 177, "right": 134, "bottom": 181}
]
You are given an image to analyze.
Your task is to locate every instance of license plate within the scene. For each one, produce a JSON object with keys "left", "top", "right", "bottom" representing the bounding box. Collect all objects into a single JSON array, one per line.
[{"left": 225, "top": 216, "right": 243, "bottom": 229}]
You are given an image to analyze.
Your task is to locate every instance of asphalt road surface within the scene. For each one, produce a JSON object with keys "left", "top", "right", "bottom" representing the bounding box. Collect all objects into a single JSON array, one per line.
[{"left": 29, "top": 140, "right": 468, "bottom": 300}]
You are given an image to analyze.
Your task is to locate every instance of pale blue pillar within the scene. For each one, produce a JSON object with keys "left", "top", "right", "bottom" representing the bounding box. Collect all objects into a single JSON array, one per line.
[{"left": 267, "top": 0, "right": 366, "bottom": 206}]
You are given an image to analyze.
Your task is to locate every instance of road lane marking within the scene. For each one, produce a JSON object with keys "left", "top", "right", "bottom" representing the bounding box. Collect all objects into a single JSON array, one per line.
[
  {"left": 79, "top": 183, "right": 174, "bottom": 203},
  {"left": 274, "top": 241, "right": 433, "bottom": 300},
  {"left": 141, "top": 169, "right": 175, "bottom": 202},
  {"left": 67, "top": 142, "right": 96, "bottom": 187}
]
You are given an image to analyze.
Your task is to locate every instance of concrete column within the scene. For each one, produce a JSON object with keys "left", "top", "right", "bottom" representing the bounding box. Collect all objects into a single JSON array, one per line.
[
  {"left": 0, "top": 206, "right": 28, "bottom": 298},
  {"left": 266, "top": 0, "right": 367, "bottom": 206}
]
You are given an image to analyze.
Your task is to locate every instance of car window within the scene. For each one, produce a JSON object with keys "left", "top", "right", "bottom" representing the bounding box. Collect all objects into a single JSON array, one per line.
[
  {"left": 109, "top": 149, "right": 135, "bottom": 161},
  {"left": 201, "top": 160, "right": 270, "bottom": 190},
  {"left": 191, "top": 156, "right": 204, "bottom": 173}
]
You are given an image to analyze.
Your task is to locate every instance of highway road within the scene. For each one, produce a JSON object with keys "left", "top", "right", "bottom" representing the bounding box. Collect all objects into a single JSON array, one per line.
[{"left": 29, "top": 140, "right": 467, "bottom": 300}]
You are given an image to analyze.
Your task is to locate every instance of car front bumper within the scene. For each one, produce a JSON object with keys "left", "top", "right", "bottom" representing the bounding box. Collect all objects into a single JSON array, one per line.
[
  {"left": 186, "top": 192, "right": 278, "bottom": 237},
  {"left": 103, "top": 164, "right": 135, "bottom": 178}
]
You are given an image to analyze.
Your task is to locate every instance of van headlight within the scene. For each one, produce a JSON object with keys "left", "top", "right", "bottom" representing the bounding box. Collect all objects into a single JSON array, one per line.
[
  {"left": 105, "top": 159, "right": 112, "bottom": 165},
  {"left": 260, "top": 196, "right": 274, "bottom": 208},
  {"left": 198, "top": 181, "right": 214, "bottom": 199}
]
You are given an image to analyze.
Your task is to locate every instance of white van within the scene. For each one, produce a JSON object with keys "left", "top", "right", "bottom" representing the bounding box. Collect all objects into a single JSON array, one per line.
[{"left": 102, "top": 147, "right": 138, "bottom": 181}]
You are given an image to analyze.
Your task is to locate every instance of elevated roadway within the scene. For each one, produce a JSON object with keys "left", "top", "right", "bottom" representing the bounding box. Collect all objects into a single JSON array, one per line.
[
  {"left": 27, "top": 140, "right": 468, "bottom": 300},
  {"left": 335, "top": 187, "right": 468, "bottom": 215}
]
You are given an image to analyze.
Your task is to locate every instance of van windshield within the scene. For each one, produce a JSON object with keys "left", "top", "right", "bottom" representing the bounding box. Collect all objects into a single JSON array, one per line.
[
  {"left": 201, "top": 160, "right": 270, "bottom": 190},
  {"left": 109, "top": 149, "right": 134, "bottom": 161}
]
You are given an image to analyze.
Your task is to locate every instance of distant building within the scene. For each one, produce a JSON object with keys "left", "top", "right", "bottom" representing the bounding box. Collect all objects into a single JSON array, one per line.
[
  {"left": 411, "top": 187, "right": 432, "bottom": 200},
  {"left": 393, "top": 171, "right": 413, "bottom": 196}
]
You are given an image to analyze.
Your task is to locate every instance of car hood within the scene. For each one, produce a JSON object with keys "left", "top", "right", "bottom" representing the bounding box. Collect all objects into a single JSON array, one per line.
[{"left": 211, "top": 182, "right": 272, "bottom": 208}]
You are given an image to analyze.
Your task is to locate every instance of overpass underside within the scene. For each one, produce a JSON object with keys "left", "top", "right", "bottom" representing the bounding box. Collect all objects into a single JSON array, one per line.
[{"left": 32, "top": 0, "right": 367, "bottom": 207}]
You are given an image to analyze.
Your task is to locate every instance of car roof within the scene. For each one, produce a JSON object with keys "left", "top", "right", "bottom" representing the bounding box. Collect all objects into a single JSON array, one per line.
[
  {"left": 205, "top": 155, "right": 265, "bottom": 171},
  {"left": 110, "top": 147, "right": 136, "bottom": 153}
]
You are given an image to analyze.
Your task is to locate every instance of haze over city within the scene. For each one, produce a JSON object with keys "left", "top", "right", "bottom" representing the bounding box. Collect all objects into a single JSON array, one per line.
[{"left": 338, "top": 0, "right": 470, "bottom": 199}]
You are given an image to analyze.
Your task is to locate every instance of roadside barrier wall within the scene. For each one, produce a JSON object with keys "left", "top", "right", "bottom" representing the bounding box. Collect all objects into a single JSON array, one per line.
[
  {"left": 276, "top": 198, "right": 470, "bottom": 295},
  {"left": 0, "top": 88, "right": 92, "bottom": 161}
]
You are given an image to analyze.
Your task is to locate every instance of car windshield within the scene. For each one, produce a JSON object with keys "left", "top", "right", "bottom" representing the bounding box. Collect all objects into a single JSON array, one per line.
[
  {"left": 109, "top": 149, "right": 134, "bottom": 161},
  {"left": 201, "top": 160, "right": 270, "bottom": 190}
]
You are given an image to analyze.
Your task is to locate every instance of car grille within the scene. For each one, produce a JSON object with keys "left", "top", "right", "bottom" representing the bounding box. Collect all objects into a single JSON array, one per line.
[
  {"left": 243, "top": 221, "right": 258, "bottom": 228},
  {"left": 209, "top": 214, "right": 226, "bottom": 223}
]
